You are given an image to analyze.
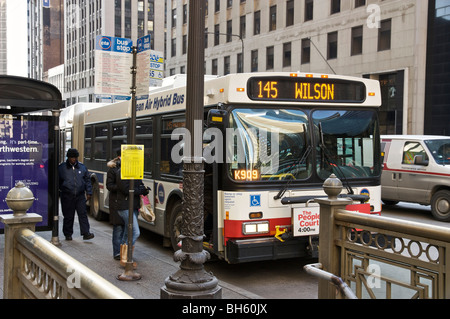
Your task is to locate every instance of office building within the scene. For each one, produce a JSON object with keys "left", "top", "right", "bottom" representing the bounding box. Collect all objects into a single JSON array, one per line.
[{"left": 166, "top": 0, "right": 449, "bottom": 135}]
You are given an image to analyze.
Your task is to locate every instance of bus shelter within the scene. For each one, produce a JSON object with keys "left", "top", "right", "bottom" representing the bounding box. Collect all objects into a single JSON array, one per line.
[{"left": 0, "top": 75, "right": 62, "bottom": 233}]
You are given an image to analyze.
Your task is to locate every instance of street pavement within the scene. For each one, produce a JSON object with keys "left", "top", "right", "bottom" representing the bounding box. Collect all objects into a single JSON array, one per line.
[{"left": 0, "top": 214, "right": 265, "bottom": 299}]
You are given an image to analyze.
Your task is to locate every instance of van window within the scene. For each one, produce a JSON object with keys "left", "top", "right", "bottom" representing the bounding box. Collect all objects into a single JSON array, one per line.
[{"left": 402, "top": 142, "right": 428, "bottom": 165}]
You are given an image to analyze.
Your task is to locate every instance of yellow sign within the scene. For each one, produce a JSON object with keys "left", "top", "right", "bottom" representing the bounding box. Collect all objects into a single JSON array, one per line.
[{"left": 121, "top": 145, "right": 144, "bottom": 179}]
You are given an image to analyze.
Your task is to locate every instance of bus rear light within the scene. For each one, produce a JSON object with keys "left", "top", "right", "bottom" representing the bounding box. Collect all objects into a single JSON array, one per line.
[
  {"left": 237, "top": 88, "right": 245, "bottom": 92},
  {"left": 220, "top": 88, "right": 225, "bottom": 93},
  {"left": 249, "top": 212, "right": 263, "bottom": 219},
  {"left": 369, "top": 92, "right": 376, "bottom": 96},
  {"left": 242, "top": 221, "right": 269, "bottom": 235}
]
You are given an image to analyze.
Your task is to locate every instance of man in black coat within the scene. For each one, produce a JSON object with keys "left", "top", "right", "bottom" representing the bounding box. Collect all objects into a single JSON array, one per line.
[{"left": 57, "top": 148, "right": 94, "bottom": 240}]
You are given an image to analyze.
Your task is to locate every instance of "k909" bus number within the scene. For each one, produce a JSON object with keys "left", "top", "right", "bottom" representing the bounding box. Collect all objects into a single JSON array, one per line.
[{"left": 233, "top": 169, "right": 260, "bottom": 181}]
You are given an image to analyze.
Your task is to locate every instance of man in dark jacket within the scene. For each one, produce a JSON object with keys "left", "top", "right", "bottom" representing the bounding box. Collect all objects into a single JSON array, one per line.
[{"left": 58, "top": 148, "right": 94, "bottom": 240}]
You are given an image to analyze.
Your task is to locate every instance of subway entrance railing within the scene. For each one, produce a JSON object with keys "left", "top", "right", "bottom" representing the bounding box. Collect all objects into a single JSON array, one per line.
[
  {"left": 1, "top": 182, "right": 132, "bottom": 299},
  {"left": 303, "top": 175, "right": 450, "bottom": 299}
]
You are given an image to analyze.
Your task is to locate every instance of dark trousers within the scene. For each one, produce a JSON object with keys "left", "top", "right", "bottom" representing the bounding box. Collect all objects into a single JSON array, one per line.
[{"left": 61, "top": 193, "right": 91, "bottom": 237}]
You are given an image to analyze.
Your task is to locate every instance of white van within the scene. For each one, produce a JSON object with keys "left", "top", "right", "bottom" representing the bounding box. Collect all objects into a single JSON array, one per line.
[{"left": 381, "top": 135, "right": 450, "bottom": 221}]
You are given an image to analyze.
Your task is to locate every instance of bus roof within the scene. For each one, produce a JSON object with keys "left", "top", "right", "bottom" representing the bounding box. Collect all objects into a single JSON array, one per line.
[{"left": 81, "top": 72, "right": 381, "bottom": 123}]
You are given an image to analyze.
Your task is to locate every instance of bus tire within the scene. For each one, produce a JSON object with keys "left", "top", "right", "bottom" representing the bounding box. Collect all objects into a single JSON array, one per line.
[
  {"left": 431, "top": 190, "right": 450, "bottom": 222},
  {"left": 169, "top": 201, "right": 183, "bottom": 251},
  {"left": 89, "top": 180, "right": 104, "bottom": 221}
]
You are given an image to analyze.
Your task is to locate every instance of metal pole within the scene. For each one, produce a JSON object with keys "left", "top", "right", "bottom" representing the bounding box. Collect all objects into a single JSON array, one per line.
[
  {"left": 51, "top": 109, "right": 61, "bottom": 247},
  {"left": 117, "top": 46, "right": 141, "bottom": 281},
  {"left": 161, "top": 0, "right": 221, "bottom": 299}
]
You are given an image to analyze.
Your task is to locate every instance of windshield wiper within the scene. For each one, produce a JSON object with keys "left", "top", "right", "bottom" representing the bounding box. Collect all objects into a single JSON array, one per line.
[{"left": 274, "top": 145, "right": 312, "bottom": 200}]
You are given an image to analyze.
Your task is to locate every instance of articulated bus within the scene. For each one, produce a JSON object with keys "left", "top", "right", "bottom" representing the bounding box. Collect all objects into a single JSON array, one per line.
[{"left": 63, "top": 72, "right": 382, "bottom": 264}]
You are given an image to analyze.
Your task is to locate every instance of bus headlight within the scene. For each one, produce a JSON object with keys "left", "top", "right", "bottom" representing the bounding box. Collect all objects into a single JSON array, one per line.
[{"left": 242, "top": 221, "right": 270, "bottom": 235}]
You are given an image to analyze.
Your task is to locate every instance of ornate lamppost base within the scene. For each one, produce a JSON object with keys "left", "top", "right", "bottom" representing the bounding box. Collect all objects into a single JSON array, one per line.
[
  {"left": 160, "top": 249, "right": 222, "bottom": 299},
  {"left": 161, "top": 273, "right": 222, "bottom": 299}
]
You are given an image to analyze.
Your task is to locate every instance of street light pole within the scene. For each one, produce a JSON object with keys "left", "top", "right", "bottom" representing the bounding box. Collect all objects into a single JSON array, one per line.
[{"left": 161, "top": 0, "right": 221, "bottom": 299}]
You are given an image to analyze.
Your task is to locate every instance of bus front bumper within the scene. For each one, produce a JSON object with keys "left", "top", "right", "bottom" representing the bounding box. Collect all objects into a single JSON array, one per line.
[{"left": 225, "top": 236, "right": 311, "bottom": 264}]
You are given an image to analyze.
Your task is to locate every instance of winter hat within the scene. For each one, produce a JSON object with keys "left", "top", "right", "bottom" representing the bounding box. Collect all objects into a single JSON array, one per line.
[{"left": 67, "top": 148, "right": 79, "bottom": 158}]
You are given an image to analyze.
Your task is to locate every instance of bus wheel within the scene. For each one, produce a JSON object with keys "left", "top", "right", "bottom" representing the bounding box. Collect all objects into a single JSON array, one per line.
[
  {"left": 89, "top": 182, "right": 103, "bottom": 221},
  {"left": 169, "top": 201, "right": 183, "bottom": 251},
  {"left": 431, "top": 190, "right": 450, "bottom": 222}
]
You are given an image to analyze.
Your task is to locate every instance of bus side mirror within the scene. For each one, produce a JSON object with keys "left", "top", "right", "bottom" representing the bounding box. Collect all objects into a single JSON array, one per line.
[{"left": 207, "top": 109, "right": 227, "bottom": 131}]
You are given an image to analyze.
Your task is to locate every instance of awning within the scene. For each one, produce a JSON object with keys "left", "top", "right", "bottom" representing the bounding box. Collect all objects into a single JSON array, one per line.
[{"left": 0, "top": 75, "right": 62, "bottom": 114}]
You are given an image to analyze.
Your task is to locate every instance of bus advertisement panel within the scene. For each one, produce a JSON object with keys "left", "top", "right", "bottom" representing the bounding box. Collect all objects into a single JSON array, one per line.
[{"left": 0, "top": 115, "right": 53, "bottom": 231}]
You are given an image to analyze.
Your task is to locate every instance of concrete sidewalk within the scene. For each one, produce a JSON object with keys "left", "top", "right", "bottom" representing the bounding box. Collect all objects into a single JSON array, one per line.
[{"left": 0, "top": 214, "right": 263, "bottom": 299}]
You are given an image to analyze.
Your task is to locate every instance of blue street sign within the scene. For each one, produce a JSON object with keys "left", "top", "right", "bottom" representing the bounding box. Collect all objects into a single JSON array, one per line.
[
  {"left": 95, "top": 36, "right": 132, "bottom": 54},
  {"left": 137, "top": 35, "right": 151, "bottom": 53}
]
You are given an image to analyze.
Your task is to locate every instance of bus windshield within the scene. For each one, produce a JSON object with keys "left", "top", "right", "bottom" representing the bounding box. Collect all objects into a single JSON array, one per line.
[
  {"left": 227, "top": 108, "right": 312, "bottom": 181},
  {"left": 227, "top": 108, "right": 380, "bottom": 182},
  {"left": 313, "top": 110, "right": 381, "bottom": 180}
]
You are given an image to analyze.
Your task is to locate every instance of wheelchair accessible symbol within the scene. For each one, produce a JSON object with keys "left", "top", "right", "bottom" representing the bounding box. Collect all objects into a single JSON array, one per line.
[{"left": 250, "top": 195, "right": 261, "bottom": 207}]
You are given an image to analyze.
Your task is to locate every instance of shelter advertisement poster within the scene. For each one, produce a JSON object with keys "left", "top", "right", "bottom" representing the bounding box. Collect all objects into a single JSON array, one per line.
[{"left": 0, "top": 115, "right": 53, "bottom": 231}]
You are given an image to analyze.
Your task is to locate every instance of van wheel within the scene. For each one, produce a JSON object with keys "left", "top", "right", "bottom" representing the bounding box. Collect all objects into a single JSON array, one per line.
[
  {"left": 169, "top": 201, "right": 183, "bottom": 251},
  {"left": 431, "top": 190, "right": 450, "bottom": 222},
  {"left": 382, "top": 199, "right": 399, "bottom": 206}
]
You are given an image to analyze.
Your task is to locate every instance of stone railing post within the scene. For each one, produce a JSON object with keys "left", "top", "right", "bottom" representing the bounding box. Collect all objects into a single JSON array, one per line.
[
  {"left": 314, "top": 174, "right": 352, "bottom": 299},
  {"left": 0, "top": 182, "right": 42, "bottom": 299}
]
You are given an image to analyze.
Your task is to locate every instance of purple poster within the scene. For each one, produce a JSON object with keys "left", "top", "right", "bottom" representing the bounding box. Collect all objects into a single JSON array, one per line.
[{"left": 0, "top": 115, "right": 52, "bottom": 230}]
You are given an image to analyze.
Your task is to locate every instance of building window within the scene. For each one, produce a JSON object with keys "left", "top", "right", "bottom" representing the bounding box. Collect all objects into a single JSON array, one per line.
[
  {"left": 212, "top": 58, "right": 218, "bottom": 75},
  {"left": 331, "top": 0, "right": 341, "bottom": 15},
  {"left": 183, "top": 4, "right": 187, "bottom": 24},
  {"left": 214, "top": 24, "right": 220, "bottom": 46},
  {"left": 305, "top": 0, "right": 313, "bottom": 21},
  {"left": 227, "top": 0, "right": 233, "bottom": 8},
  {"left": 183, "top": 35, "right": 187, "bottom": 55},
  {"left": 172, "top": 8, "right": 177, "bottom": 28},
  {"left": 224, "top": 56, "right": 230, "bottom": 75},
  {"left": 355, "top": 0, "right": 366, "bottom": 8},
  {"left": 351, "top": 26, "right": 363, "bottom": 56},
  {"left": 327, "top": 31, "right": 338, "bottom": 59},
  {"left": 378, "top": 19, "right": 391, "bottom": 51},
  {"left": 269, "top": 5, "right": 277, "bottom": 31},
  {"left": 227, "top": 20, "right": 232, "bottom": 42},
  {"left": 286, "top": 0, "right": 294, "bottom": 27},
  {"left": 237, "top": 53, "right": 243, "bottom": 73},
  {"left": 215, "top": 0, "right": 220, "bottom": 12},
  {"left": 240, "top": 15, "right": 246, "bottom": 39},
  {"left": 171, "top": 38, "right": 176, "bottom": 57},
  {"left": 301, "top": 38, "right": 310, "bottom": 64},
  {"left": 283, "top": 42, "right": 291, "bottom": 67},
  {"left": 254, "top": 11, "right": 260, "bottom": 35},
  {"left": 205, "top": 28, "right": 208, "bottom": 48},
  {"left": 266, "top": 46, "right": 274, "bottom": 70},
  {"left": 251, "top": 49, "right": 258, "bottom": 72}
]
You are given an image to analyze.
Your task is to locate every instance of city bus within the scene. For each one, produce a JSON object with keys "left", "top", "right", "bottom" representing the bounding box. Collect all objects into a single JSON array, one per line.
[{"left": 65, "top": 72, "right": 382, "bottom": 264}]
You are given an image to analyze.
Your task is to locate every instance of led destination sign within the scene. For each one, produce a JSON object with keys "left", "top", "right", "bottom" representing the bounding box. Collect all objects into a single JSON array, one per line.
[{"left": 248, "top": 77, "right": 366, "bottom": 103}]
